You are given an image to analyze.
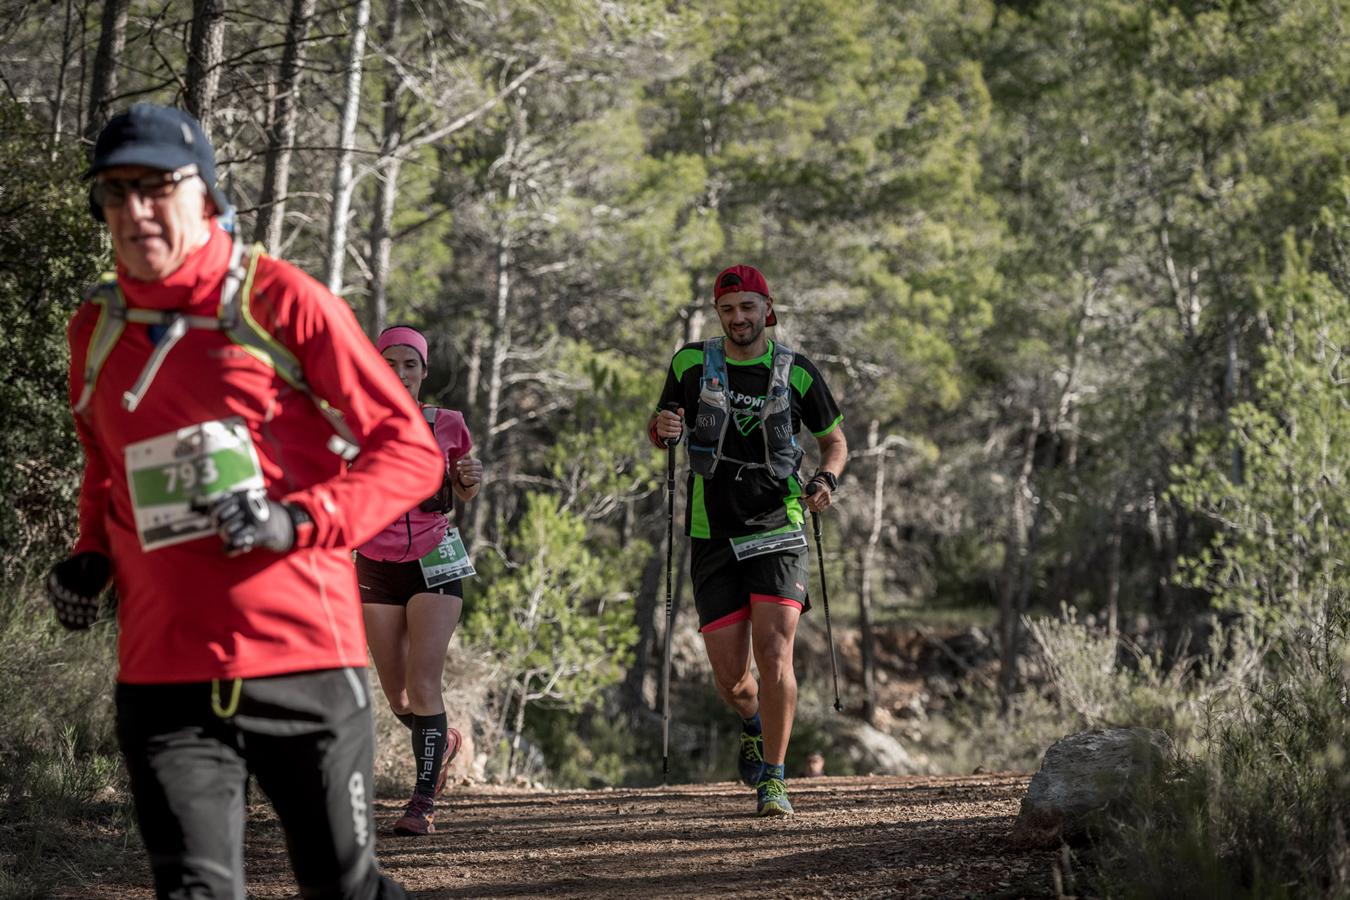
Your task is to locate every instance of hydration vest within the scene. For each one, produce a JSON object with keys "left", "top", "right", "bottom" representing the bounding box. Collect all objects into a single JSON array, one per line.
[
  {"left": 73, "top": 240, "right": 360, "bottom": 460},
  {"left": 687, "top": 337, "right": 802, "bottom": 480},
  {"left": 419, "top": 406, "right": 454, "bottom": 515}
]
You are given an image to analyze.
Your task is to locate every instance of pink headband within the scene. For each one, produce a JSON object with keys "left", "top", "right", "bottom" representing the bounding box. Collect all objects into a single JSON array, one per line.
[{"left": 377, "top": 326, "right": 428, "bottom": 364}]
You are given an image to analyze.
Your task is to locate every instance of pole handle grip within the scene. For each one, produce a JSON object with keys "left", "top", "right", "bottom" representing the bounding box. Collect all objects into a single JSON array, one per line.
[{"left": 660, "top": 401, "right": 681, "bottom": 450}]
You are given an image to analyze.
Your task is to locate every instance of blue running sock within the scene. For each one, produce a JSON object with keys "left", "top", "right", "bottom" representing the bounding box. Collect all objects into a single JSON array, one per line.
[
  {"left": 741, "top": 711, "right": 762, "bottom": 736},
  {"left": 762, "top": 762, "right": 785, "bottom": 782}
]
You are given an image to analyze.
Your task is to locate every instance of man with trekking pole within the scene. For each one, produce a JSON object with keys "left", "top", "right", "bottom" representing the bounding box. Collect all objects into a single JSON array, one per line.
[{"left": 648, "top": 265, "right": 847, "bottom": 816}]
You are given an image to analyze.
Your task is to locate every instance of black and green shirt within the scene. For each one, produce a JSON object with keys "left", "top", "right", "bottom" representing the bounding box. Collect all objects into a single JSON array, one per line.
[{"left": 657, "top": 339, "right": 843, "bottom": 539}]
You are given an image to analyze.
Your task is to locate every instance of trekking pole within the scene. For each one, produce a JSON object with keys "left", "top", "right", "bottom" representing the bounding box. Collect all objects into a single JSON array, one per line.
[
  {"left": 660, "top": 402, "right": 680, "bottom": 781},
  {"left": 805, "top": 481, "right": 844, "bottom": 712}
]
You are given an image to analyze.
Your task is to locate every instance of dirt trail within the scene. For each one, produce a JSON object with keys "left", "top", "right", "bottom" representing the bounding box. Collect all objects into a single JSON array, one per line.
[{"left": 81, "top": 773, "right": 1056, "bottom": 898}]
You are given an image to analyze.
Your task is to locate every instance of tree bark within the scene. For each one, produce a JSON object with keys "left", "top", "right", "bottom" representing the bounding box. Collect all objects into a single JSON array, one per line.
[
  {"left": 50, "top": 0, "right": 79, "bottom": 155},
  {"left": 471, "top": 104, "right": 523, "bottom": 539},
  {"left": 1105, "top": 502, "right": 1123, "bottom": 637},
  {"left": 620, "top": 545, "right": 664, "bottom": 713},
  {"left": 997, "top": 406, "right": 1041, "bottom": 710},
  {"left": 324, "top": 0, "right": 371, "bottom": 294},
  {"left": 185, "top": 0, "right": 227, "bottom": 138},
  {"left": 858, "top": 418, "right": 885, "bottom": 727},
  {"left": 364, "top": 0, "right": 405, "bottom": 336},
  {"left": 509, "top": 675, "right": 529, "bottom": 777},
  {"left": 254, "top": 0, "right": 316, "bottom": 248},
  {"left": 85, "top": 0, "right": 129, "bottom": 142},
  {"left": 466, "top": 328, "right": 484, "bottom": 411}
]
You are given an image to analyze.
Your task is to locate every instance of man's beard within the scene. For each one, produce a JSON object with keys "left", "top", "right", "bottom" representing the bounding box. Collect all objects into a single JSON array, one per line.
[{"left": 728, "top": 322, "right": 762, "bottom": 346}]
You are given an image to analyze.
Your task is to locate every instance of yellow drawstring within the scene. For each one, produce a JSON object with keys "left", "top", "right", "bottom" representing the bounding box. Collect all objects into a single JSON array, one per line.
[{"left": 211, "top": 678, "right": 242, "bottom": 718}]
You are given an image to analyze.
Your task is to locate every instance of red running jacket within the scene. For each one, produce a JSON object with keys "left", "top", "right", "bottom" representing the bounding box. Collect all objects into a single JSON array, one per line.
[{"left": 67, "top": 225, "right": 443, "bottom": 684}]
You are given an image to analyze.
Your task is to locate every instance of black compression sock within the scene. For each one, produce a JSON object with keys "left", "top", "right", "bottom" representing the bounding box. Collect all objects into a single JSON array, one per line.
[
  {"left": 412, "top": 712, "right": 448, "bottom": 797},
  {"left": 395, "top": 710, "right": 417, "bottom": 730}
]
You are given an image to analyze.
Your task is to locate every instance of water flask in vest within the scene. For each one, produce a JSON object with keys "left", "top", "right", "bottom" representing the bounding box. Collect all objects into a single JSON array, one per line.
[{"left": 689, "top": 377, "right": 729, "bottom": 475}]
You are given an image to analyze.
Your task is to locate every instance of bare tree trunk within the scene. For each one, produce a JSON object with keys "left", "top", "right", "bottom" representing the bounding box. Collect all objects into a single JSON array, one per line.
[
  {"left": 49, "top": 0, "right": 79, "bottom": 156},
  {"left": 858, "top": 418, "right": 885, "bottom": 727},
  {"left": 185, "top": 0, "right": 227, "bottom": 138},
  {"left": 85, "top": 0, "right": 129, "bottom": 142},
  {"left": 466, "top": 328, "right": 484, "bottom": 411},
  {"left": 324, "top": 0, "right": 371, "bottom": 294},
  {"left": 1105, "top": 503, "right": 1123, "bottom": 638},
  {"left": 997, "top": 406, "right": 1041, "bottom": 710},
  {"left": 254, "top": 0, "right": 316, "bottom": 248},
  {"left": 75, "top": 0, "right": 91, "bottom": 140},
  {"left": 509, "top": 675, "right": 530, "bottom": 777},
  {"left": 364, "top": 0, "right": 405, "bottom": 335},
  {"left": 1224, "top": 317, "right": 1244, "bottom": 484},
  {"left": 471, "top": 108, "right": 522, "bottom": 539},
  {"left": 620, "top": 548, "right": 664, "bottom": 713}
]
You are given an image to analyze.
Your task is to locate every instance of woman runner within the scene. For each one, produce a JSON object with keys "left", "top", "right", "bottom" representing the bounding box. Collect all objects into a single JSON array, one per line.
[{"left": 356, "top": 326, "right": 484, "bottom": 836}]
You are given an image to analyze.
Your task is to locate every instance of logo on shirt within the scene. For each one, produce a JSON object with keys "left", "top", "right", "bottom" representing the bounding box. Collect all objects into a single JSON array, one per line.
[{"left": 729, "top": 389, "right": 767, "bottom": 436}]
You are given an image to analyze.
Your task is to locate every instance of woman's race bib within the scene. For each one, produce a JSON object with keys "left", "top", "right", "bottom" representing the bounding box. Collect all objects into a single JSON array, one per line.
[
  {"left": 124, "top": 418, "right": 265, "bottom": 551},
  {"left": 419, "top": 527, "right": 476, "bottom": 587}
]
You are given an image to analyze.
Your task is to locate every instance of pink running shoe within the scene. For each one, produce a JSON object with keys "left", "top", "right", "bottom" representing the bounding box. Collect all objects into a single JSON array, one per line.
[
  {"left": 435, "top": 727, "right": 463, "bottom": 797},
  {"left": 392, "top": 791, "right": 435, "bottom": 836}
]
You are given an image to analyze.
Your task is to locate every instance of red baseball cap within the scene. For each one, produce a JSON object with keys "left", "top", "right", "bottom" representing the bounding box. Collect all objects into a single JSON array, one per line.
[{"left": 713, "top": 264, "right": 778, "bottom": 326}]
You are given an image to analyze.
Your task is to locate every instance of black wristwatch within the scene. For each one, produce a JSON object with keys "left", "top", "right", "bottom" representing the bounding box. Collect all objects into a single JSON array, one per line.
[{"left": 810, "top": 470, "right": 838, "bottom": 491}]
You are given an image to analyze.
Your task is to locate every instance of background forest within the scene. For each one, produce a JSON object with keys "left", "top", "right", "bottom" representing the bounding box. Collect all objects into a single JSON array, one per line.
[{"left": 1, "top": 0, "right": 1347, "bottom": 896}]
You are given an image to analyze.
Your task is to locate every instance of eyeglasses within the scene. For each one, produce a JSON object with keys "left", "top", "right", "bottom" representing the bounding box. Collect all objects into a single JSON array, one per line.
[{"left": 92, "top": 168, "right": 199, "bottom": 208}]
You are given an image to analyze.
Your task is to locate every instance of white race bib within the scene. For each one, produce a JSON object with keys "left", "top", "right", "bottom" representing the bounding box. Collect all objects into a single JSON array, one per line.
[
  {"left": 124, "top": 418, "right": 265, "bottom": 551},
  {"left": 729, "top": 524, "right": 807, "bottom": 561},
  {"left": 419, "top": 527, "right": 476, "bottom": 587}
]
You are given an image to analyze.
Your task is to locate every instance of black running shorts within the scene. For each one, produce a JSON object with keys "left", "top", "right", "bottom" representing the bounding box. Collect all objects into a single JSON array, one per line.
[
  {"left": 354, "top": 553, "right": 462, "bottom": 606},
  {"left": 690, "top": 536, "right": 811, "bottom": 633}
]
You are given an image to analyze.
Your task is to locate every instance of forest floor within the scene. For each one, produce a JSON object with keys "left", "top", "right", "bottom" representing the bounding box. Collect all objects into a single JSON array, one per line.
[{"left": 65, "top": 772, "right": 1059, "bottom": 899}]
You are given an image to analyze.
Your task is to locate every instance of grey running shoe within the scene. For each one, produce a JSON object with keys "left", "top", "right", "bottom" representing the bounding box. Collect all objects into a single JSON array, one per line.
[{"left": 756, "top": 776, "right": 794, "bottom": 817}]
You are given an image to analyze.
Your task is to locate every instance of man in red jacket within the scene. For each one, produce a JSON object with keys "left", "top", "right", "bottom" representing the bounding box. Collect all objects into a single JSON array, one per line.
[{"left": 46, "top": 104, "right": 439, "bottom": 899}]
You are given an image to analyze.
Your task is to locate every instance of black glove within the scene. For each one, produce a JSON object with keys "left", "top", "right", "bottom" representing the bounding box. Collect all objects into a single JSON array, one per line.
[
  {"left": 46, "top": 552, "right": 111, "bottom": 630},
  {"left": 192, "top": 488, "right": 301, "bottom": 556}
]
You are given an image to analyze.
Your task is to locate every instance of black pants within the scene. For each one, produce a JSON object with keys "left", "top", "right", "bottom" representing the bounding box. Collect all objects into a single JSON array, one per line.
[{"left": 115, "top": 668, "right": 406, "bottom": 900}]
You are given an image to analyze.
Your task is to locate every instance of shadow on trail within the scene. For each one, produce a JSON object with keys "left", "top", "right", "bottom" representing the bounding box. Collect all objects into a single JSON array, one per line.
[{"left": 402, "top": 814, "right": 1042, "bottom": 899}]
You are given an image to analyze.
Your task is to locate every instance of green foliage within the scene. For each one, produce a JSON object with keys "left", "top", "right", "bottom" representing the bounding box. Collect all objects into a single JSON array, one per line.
[
  {"left": 0, "top": 99, "right": 108, "bottom": 572},
  {"left": 1094, "top": 639, "right": 1350, "bottom": 899},
  {"left": 1111, "top": 235, "right": 1350, "bottom": 895},
  {"left": 1173, "top": 239, "right": 1350, "bottom": 630},
  {"left": 527, "top": 706, "right": 640, "bottom": 789},
  {"left": 464, "top": 491, "right": 642, "bottom": 716},
  {"left": 0, "top": 572, "right": 127, "bottom": 895}
]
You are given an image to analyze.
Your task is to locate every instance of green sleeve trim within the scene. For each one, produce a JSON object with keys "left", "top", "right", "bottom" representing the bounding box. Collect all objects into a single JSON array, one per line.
[
  {"left": 672, "top": 347, "right": 703, "bottom": 382},
  {"left": 690, "top": 474, "right": 710, "bottom": 538},
  {"left": 790, "top": 364, "right": 814, "bottom": 398},
  {"left": 812, "top": 413, "right": 844, "bottom": 437}
]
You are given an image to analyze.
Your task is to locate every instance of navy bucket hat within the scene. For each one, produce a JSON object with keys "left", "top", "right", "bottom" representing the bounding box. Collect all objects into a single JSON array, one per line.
[{"left": 84, "top": 103, "right": 231, "bottom": 221}]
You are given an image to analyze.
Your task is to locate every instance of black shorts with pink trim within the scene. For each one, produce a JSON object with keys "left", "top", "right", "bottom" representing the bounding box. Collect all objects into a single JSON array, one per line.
[{"left": 690, "top": 536, "right": 812, "bottom": 633}]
